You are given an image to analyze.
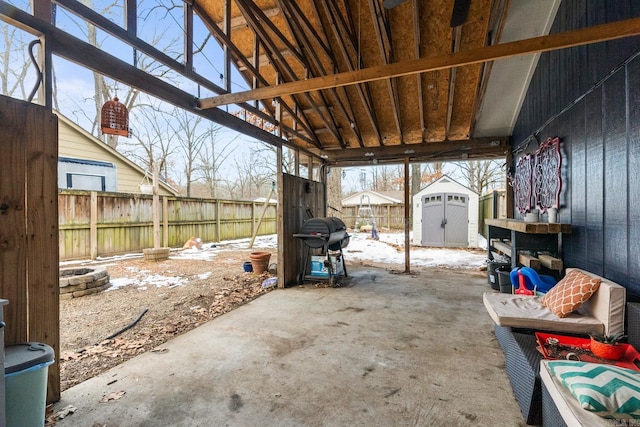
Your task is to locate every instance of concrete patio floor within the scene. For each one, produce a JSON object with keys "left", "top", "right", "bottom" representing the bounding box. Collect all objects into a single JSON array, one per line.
[{"left": 53, "top": 266, "right": 523, "bottom": 426}]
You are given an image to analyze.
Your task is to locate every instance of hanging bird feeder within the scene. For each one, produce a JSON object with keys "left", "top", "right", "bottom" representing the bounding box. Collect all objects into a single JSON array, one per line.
[{"left": 101, "top": 97, "right": 130, "bottom": 137}]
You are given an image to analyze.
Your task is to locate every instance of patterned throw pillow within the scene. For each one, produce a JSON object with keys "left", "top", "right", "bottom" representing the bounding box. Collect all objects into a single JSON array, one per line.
[
  {"left": 540, "top": 269, "right": 600, "bottom": 317},
  {"left": 548, "top": 361, "right": 640, "bottom": 419}
]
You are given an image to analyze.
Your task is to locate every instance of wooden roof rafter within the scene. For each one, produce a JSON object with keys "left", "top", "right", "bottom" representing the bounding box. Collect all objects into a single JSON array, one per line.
[
  {"left": 412, "top": 0, "right": 426, "bottom": 142},
  {"left": 445, "top": 25, "right": 462, "bottom": 139},
  {"left": 306, "top": 1, "right": 367, "bottom": 148},
  {"left": 199, "top": 17, "right": 640, "bottom": 110},
  {"left": 276, "top": 0, "right": 364, "bottom": 148},
  {"left": 268, "top": 4, "right": 346, "bottom": 148},
  {"left": 194, "top": 2, "right": 321, "bottom": 148},
  {"left": 235, "top": 0, "right": 345, "bottom": 148},
  {"left": 368, "top": 0, "right": 403, "bottom": 142},
  {"left": 321, "top": 0, "right": 383, "bottom": 146}
]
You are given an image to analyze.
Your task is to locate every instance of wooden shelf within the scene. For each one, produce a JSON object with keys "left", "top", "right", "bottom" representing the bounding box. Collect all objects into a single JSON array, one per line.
[
  {"left": 539, "top": 254, "right": 563, "bottom": 271},
  {"left": 485, "top": 218, "right": 571, "bottom": 234},
  {"left": 519, "top": 253, "right": 542, "bottom": 269},
  {"left": 486, "top": 218, "right": 570, "bottom": 272},
  {"left": 491, "top": 240, "right": 512, "bottom": 256}
]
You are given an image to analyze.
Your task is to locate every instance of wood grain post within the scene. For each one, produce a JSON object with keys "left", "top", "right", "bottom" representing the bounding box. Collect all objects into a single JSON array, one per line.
[
  {"left": 404, "top": 157, "right": 410, "bottom": 273},
  {"left": 90, "top": 191, "right": 98, "bottom": 260},
  {"left": 277, "top": 145, "right": 285, "bottom": 288},
  {"left": 162, "top": 196, "right": 169, "bottom": 247}
]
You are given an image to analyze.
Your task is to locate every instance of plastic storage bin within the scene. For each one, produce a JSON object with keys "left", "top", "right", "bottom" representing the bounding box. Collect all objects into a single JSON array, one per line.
[
  {"left": 487, "top": 260, "right": 510, "bottom": 290},
  {"left": 5, "top": 342, "right": 54, "bottom": 427}
]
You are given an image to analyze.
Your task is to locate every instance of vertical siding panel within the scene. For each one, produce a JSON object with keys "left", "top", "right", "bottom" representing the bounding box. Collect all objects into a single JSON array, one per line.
[
  {"left": 584, "top": 88, "right": 604, "bottom": 276},
  {"left": 565, "top": 100, "right": 586, "bottom": 267},
  {"left": 602, "top": 70, "right": 628, "bottom": 283},
  {"left": 627, "top": 57, "right": 640, "bottom": 296}
]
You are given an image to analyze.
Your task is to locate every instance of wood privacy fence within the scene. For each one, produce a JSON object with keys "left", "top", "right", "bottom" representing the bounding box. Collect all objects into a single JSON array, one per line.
[
  {"left": 340, "top": 204, "right": 406, "bottom": 230},
  {"left": 478, "top": 190, "right": 507, "bottom": 238},
  {"left": 59, "top": 190, "right": 277, "bottom": 260}
]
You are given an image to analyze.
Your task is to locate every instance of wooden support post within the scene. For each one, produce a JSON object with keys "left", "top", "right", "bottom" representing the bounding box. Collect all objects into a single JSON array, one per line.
[
  {"left": 277, "top": 145, "right": 285, "bottom": 288},
  {"left": 162, "top": 196, "right": 169, "bottom": 247},
  {"left": 506, "top": 150, "right": 514, "bottom": 219},
  {"left": 295, "top": 148, "right": 300, "bottom": 177},
  {"left": 90, "top": 191, "right": 98, "bottom": 260},
  {"left": 308, "top": 156, "right": 313, "bottom": 180},
  {"left": 404, "top": 157, "right": 410, "bottom": 273}
]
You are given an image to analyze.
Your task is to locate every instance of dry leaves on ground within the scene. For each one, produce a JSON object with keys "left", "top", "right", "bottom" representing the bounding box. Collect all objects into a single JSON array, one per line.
[{"left": 59, "top": 250, "right": 275, "bottom": 391}]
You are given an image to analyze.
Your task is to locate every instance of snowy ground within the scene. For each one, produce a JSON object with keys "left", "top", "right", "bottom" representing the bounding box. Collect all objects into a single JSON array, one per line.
[{"left": 61, "top": 231, "right": 488, "bottom": 291}]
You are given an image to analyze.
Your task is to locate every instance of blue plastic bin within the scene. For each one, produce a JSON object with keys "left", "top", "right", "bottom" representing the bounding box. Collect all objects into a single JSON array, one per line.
[{"left": 5, "top": 342, "right": 54, "bottom": 427}]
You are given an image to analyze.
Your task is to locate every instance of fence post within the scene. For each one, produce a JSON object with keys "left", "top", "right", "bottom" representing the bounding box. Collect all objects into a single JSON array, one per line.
[
  {"left": 216, "top": 199, "right": 221, "bottom": 242},
  {"left": 162, "top": 196, "right": 169, "bottom": 247},
  {"left": 90, "top": 191, "right": 98, "bottom": 260}
]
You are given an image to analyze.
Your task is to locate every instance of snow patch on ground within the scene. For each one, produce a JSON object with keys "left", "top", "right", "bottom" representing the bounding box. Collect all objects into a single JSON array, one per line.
[{"left": 70, "top": 232, "right": 487, "bottom": 290}]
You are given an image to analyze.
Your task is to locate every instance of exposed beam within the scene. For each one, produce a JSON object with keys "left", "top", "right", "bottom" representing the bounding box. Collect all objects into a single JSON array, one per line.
[
  {"left": 412, "top": 0, "right": 425, "bottom": 138},
  {"left": 236, "top": 49, "right": 293, "bottom": 71},
  {"left": 52, "top": 0, "right": 226, "bottom": 96},
  {"left": 184, "top": 1, "right": 193, "bottom": 74},
  {"left": 321, "top": 138, "right": 509, "bottom": 165},
  {"left": 193, "top": 3, "right": 321, "bottom": 147},
  {"left": 217, "top": 6, "right": 281, "bottom": 31},
  {"left": 277, "top": 0, "right": 362, "bottom": 147},
  {"left": 445, "top": 26, "right": 462, "bottom": 139},
  {"left": 233, "top": 1, "right": 326, "bottom": 147},
  {"left": 199, "top": 16, "right": 640, "bottom": 108},
  {"left": 321, "top": 0, "right": 383, "bottom": 145},
  {"left": 369, "top": 0, "right": 403, "bottom": 141},
  {"left": 236, "top": 0, "right": 344, "bottom": 147},
  {"left": 0, "top": 1, "right": 320, "bottom": 162}
]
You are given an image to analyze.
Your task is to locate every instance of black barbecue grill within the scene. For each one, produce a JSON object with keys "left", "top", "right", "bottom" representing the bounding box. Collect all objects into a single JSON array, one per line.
[{"left": 294, "top": 217, "right": 350, "bottom": 285}]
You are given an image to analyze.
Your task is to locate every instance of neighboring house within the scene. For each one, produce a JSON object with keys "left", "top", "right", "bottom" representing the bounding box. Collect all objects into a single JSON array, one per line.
[
  {"left": 57, "top": 112, "right": 177, "bottom": 196},
  {"left": 342, "top": 190, "right": 404, "bottom": 230},
  {"left": 412, "top": 175, "right": 479, "bottom": 248},
  {"left": 342, "top": 190, "right": 403, "bottom": 207}
]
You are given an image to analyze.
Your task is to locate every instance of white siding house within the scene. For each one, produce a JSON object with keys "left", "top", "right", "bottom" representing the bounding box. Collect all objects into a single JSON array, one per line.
[{"left": 57, "top": 112, "right": 177, "bottom": 196}]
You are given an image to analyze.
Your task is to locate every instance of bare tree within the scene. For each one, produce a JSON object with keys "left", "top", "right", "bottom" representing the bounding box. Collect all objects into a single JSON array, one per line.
[
  {"left": 170, "top": 110, "right": 208, "bottom": 197},
  {"left": 454, "top": 160, "right": 503, "bottom": 195},
  {"left": 197, "top": 128, "right": 237, "bottom": 199},
  {"left": 121, "top": 102, "right": 177, "bottom": 182}
]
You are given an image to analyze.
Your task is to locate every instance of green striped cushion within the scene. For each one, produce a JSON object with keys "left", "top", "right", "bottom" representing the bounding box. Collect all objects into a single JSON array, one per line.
[{"left": 548, "top": 361, "right": 640, "bottom": 420}]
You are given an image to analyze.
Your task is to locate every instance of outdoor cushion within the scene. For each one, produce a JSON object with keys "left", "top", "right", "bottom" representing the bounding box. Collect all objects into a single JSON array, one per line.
[
  {"left": 483, "top": 292, "right": 604, "bottom": 335},
  {"left": 546, "top": 361, "right": 640, "bottom": 420},
  {"left": 541, "top": 360, "right": 615, "bottom": 427},
  {"left": 483, "top": 268, "right": 626, "bottom": 336},
  {"left": 541, "top": 269, "right": 601, "bottom": 317}
]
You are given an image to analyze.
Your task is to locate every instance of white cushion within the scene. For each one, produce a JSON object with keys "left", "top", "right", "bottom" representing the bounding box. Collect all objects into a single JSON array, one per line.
[
  {"left": 546, "top": 361, "right": 640, "bottom": 420},
  {"left": 483, "top": 292, "right": 604, "bottom": 334},
  {"left": 571, "top": 269, "right": 626, "bottom": 336},
  {"left": 541, "top": 360, "right": 611, "bottom": 427},
  {"left": 483, "top": 268, "right": 626, "bottom": 335}
]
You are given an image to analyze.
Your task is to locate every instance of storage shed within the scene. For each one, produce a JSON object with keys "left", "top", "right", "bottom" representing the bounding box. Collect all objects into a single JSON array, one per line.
[{"left": 412, "top": 176, "right": 479, "bottom": 248}]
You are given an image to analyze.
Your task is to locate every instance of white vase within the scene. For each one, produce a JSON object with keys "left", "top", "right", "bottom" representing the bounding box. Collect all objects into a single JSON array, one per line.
[{"left": 548, "top": 208, "right": 557, "bottom": 223}]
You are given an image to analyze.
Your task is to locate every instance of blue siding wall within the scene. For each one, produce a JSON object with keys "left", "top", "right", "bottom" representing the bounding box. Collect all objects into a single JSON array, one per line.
[{"left": 512, "top": 1, "right": 640, "bottom": 300}]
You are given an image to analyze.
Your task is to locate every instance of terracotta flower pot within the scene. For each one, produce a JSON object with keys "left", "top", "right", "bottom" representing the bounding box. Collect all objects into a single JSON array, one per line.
[
  {"left": 590, "top": 336, "right": 625, "bottom": 360},
  {"left": 249, "top": 251, "right": 271, "bottom": 274}
]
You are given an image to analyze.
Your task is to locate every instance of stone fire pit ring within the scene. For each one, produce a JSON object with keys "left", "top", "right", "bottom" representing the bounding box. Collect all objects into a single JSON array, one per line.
[{"left": 59, "top": 266, "right": 111, "bottom": 299}]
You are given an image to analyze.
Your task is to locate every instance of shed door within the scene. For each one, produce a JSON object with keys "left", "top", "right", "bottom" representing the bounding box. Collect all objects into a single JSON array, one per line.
[
  {"left": 421, "top": 193, "right": 445, "bottom": 246},
  {"left": 444, "top": 193, "right": 469, "bottom": 247},
  {"left": 421, "top": 192, "right": 469, "bottom": 247}
]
